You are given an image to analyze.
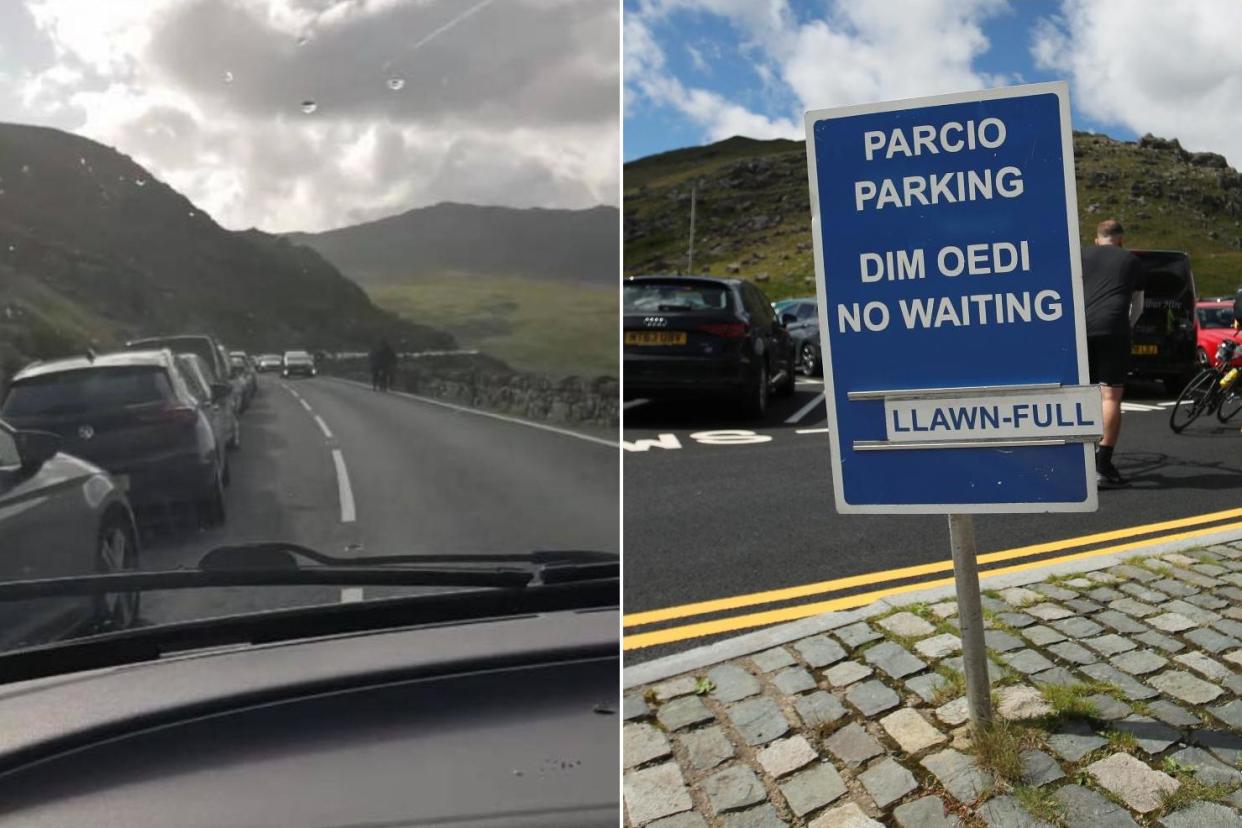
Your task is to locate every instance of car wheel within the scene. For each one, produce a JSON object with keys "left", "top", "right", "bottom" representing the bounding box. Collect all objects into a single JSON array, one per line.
[
  {"left": 198, "top": 464, "right": 226, "bottom": 528},
  {"left": 94, "top": 515, "right": 140, "bottom": 632},
  {"left": 742, "top": 362, "right": 769, "bottom": 419},
  {"left": 800, "top": 342, "right": 822, "bottom": 377}
]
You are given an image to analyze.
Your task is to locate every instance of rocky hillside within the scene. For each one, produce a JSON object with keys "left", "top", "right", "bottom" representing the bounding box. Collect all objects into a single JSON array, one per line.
[
  {"left": 0, "top": 122, "right": 454, "bottom": 384},
  {"left": 286, "top": 202, "right": 619, "bottom": 286},
  {"left": 624, "top": 133, "right": 1242, "bottom": 299}
]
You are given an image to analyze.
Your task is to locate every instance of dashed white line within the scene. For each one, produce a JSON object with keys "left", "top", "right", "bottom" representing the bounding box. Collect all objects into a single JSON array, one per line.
[
  {"left": 340, "top": 587, "right": 364, "bottom": 603},
  {"left": 785, "top": 392, "right": 826, "bottom": 425},
  {"left": 298, "top": 398, "right": 312, "bottom": 412},
  {"left": 314, "top": 415, "right": 334, "bottom": 439},
  {"left": 331, "top": 449, "right": 356, "bottom": 523}
]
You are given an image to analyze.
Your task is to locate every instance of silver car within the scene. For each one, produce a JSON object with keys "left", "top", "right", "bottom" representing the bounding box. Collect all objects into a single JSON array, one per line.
[{"left": 0, "top": 418, "right": 140, "bottom": 650}]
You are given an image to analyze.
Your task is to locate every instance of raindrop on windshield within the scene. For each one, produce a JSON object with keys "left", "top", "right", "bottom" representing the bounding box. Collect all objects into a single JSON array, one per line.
[
  {"left": 301, "top": 100, "right": 318, "bottom": 114},
  {"left": 592, "top": 702, "right": 615, "bottom": 715},
  {"left": 224, "top": 71, "right": 234, "bottom": 83},
  {"left": 386, "top": 77, "right": 405, "bottom": 91},
  {"left": 297, "top": 34, "right": 311, "bottom": 46},
  {"left": 135, "top": 178, "right": 147, "bottom": 187},
  {"left": 79, "top": 157, "right": 87, "bottom": 165}
]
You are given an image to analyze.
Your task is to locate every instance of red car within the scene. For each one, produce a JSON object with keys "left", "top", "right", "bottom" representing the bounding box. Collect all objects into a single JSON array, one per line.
[{"left": 1195, "top": 299, "right": 1242, "bottom": 367}]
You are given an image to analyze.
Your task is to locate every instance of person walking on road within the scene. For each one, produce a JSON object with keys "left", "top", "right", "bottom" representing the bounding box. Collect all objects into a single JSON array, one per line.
[
  {"left": 1081, "top": 218, "right": 1146, "bottom": 487},
  {"left": 376, "top": 339, "right": 397, "bottom": 391},
  {"left": 368, "top": 343, "right": 383, "bottom": 391}
]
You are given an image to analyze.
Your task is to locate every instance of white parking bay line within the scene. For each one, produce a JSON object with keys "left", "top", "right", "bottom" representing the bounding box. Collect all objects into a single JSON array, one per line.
[
  {"left": 340, "top": 587, "right": 364, "bottom": 603},
  {"left": 331, "top": 449, "right": 356, "bottom": 523},
  {"left": 785, "top": 392, "right": 826, "bottom": 425},
  {"left": 623, "top": 399, "right": 649, "bottom": 410},
  {"left": 314, "top": 415, "right": 334, "bottom": 439},
  {"left": 796, "top": 427, "right": 831, "bottom": 434},
  {"left": 1121, "top": 402, "right": 1161, "bottom": 412}
]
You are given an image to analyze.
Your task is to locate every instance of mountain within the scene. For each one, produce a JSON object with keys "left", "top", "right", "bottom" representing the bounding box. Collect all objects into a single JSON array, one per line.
[
  {"left": 0, "top": 122, "right": 455, "bottom": 384},
  {"left": 285, "top": 202, "right": 619, "bottom": 286},
  {"left": 624, "top": 132, "right": 1242, "bottom": 299},
  {"left": 285, "top": 202, "right": 620, "bottom": 379}
]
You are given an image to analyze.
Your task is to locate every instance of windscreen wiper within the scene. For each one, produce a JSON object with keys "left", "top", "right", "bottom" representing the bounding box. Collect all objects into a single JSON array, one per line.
[{"left": 0, "top": 544, "right": 619, "bottom": 602}]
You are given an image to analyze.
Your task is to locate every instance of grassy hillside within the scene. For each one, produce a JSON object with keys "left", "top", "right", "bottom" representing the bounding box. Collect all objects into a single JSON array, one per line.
[
  {"left": 0, "top": 122, "right": 454, "bottom": 384},
  {"left": 369, "top": 273, "right": 617, "bottom": 378},
  {"left": 287, "top": 202, "right": 620, "bottom": 379},
  {"left": 624, "top": 132, "right": 1242, "bottom": 299}
]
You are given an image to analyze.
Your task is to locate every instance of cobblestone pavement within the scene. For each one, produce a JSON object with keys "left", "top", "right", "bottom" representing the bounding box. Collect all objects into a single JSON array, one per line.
[{"left": 623, "top": 545, "right": 1242, "bottom": 827}]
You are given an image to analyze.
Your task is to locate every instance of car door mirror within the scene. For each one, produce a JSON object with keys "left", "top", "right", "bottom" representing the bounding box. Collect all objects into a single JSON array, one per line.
[
  {"left": 14, "top": 429, "right": 62, "bottom": 471},
  {"left": 210, "top": 382, "right": 231, "bottom": 403},
  {"left": 781, "top": 312, "right": 798, "bottom": 327}
]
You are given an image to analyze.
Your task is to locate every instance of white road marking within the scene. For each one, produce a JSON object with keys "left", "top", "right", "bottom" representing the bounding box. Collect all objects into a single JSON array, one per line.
[
  {"left": 314, "top": 415, "right": 333, "bottom": 439},
  {"left": 785, "top": 392, "right": 826, "bottom": 424},
  {"left": 1156, "top": 401, "right": 1178, "bottom": 407},
  {"left": 796, "top": 427, "right": 832, "bottom": 434},
  {"left": 325, "top": 377, "right": 617, "bottom": 448},
  {"left": 798, "top": 378, "right": 824, "bottom": 385},
  {"left": 1122, "top": 402, "right": 1161, "bottom": 412},
  {"left": 340, "top": 587, "right": 364, "bottom": 603},
  {"left": 332, "top": 449, "right": 357, "bottom": 523},
  {"left": 299, "top": 398, "right": 312, "bottom": 412},
  {"left": 623, "top": 399, "right": 649, "bottom": 410}
]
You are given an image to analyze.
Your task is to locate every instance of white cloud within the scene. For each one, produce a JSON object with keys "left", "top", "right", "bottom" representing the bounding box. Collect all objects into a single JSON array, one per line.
[
  {"left": 6, "top": 0, "right": 618, "bottom": 232},
  {"left": 1032, "top": 0, "right": 1242, "bottom": 166},
  {"left": 627, "top": 0, "right": 1011, "bottom": 148}
]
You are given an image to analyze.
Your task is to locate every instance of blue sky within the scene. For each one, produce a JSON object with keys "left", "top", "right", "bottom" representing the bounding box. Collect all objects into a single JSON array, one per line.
[{"left": 624, "top": 0, "right": 1220, "bottom": 163}]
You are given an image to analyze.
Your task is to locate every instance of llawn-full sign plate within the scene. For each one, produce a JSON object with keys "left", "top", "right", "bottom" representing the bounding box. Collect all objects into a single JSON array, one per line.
[{"left": 805, "top": 82, "right": 1101, "bottom": 513}]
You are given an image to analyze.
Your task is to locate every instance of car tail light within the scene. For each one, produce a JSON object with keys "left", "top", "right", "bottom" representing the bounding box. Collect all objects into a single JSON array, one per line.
[{"left": 698, "top": 322, "right": 749, "bottom": 338}]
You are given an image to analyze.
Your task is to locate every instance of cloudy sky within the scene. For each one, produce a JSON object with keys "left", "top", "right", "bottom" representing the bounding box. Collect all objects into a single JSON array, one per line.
[
  {"left": 626, "top": 0, "right": 1242, "bottom": 168},
  {"left": 0, "top": 0, "right": 619, "bottom": 232}
]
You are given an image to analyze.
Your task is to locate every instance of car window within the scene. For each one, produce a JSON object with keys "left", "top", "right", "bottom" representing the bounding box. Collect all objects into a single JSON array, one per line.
[
  {"left": 176, "top": 357, "right": 211, "bottom": 402},
  {"left": 742, "top": 284, "right": 776, "bottom": 324},
  {"left": 131, "top": 339, "right": 221, "bottom": 381},
  {"left": 624, "top": 283, "right": 732, "bottom": 312},
  {"left": 0, "top": 428, "right": 19, "bottom": 468},
  {"left": 1197, "top": 307, "right": 1234, "bottom": 329},
  {"left": 796, "top": 301, "right": 818, "bottom": 320},
  {"left": 2, "top": 368, "right": 173, "bottom": 417}
]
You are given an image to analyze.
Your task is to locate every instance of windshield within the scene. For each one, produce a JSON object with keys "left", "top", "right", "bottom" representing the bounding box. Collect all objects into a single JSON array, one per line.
[
  {"left": 624, "top": 282, "right": 732, "bottom": 312},
  {"left": 1198, "top": 306, "right": 1234, "bottom": 329},
  {"left": 3, "top": 368, "right": 172, "bottom": 418},
  {"left": 0, "top": 0, "right": 619, "bottom": 665}
]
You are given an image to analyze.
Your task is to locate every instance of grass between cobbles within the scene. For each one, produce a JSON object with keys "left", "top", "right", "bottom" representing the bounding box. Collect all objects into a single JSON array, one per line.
[
  {"left": 931, "top": 665, "right": 967, "bottom": 708},
  {"left": 972, "top": 719, "right": 1043, "bottom": 784},
  {"left": 1012, "top": 784, "right": 1066, "bottom": 825},
  {"left": 1157, "top": 767, "right": 1240, "bottom": 815}
]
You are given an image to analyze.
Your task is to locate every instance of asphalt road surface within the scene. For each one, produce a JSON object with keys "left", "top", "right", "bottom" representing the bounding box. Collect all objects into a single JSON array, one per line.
[
  {"left": 138, "top": 374, "right": 618, "bottom": 627},
  {"left": 624, "top": 376, "right": 1242, "bottom": 662}
]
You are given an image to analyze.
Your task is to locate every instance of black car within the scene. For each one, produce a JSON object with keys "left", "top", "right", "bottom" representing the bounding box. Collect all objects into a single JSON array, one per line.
[
  {"left": 776, "top": 297, "right": 823, "bottom": 376},
  {"left": 1128, "top": 250, "right": 1198, "bottom": 392},
  {"left": 1, "top": 350, "right": 229, "bottom": 525},
  {"left": 623, "top": 276, "right": 796, "bottom": 417}
]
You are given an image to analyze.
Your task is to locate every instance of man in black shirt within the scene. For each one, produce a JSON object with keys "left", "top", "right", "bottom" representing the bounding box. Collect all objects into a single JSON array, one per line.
[{"left": 1081, "top": 219, "right": 1146, "bottom": 486}]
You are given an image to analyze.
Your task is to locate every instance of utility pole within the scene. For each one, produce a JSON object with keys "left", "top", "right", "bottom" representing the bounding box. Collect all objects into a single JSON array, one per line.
[
  {"left": 687, "top": 184, "right": 696, "bottom": 274},
  {"left": 948, "top": 514, "right": 993, "bottom": 730}
]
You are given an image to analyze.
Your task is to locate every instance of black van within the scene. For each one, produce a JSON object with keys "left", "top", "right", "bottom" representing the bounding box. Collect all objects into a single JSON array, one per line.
[{"left": 1128, "top": 250, "right": 1197, "bottom": 392}]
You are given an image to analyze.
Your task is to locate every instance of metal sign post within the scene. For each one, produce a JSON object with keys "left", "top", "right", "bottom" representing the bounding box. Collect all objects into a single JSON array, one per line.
[
  {"left": 947, "top": 514, "right": 992, "bottom": 727},
  {"left": 803, "top": 82, "right": 1101, "bottom": 734}
]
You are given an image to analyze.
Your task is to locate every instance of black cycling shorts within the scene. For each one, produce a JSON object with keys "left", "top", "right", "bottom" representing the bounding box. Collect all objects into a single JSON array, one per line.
[{"left": 1087, "top": 334, "right": 1130, "bottom": 387}]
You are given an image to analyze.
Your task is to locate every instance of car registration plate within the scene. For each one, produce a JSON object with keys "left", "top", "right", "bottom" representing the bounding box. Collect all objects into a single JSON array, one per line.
[
  {"left": 1131, "top": 344, "right": 1158, "bottom": 355},
  {"left": 625, "top": 331, "right": 688, "bottom": 346}
]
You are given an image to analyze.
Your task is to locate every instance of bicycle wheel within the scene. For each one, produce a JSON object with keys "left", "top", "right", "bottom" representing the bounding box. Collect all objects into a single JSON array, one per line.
[
  {"left": 1170, "top": 370, "right": 1218, "bottom": 432},
  {"left": 1219, "top": 387, "right": 1242, "bottom": 423}
]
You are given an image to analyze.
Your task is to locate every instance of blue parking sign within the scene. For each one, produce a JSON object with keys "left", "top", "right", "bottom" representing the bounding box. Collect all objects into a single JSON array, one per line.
[{"left": 805, "top": 82, "right": 1101, "bottom": 514}]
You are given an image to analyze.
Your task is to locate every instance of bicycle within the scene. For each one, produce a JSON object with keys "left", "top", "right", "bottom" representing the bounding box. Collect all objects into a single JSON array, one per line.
[{"left": 1169, "top": 336, "right": 1242, "bottom": 432}]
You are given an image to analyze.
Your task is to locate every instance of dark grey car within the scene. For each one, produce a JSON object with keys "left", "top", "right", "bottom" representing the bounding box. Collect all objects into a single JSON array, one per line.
[
  {"left": 780, "top": 298, "right": 824, "bottom": 376},
  {"left": 0, "top": 418, "right": 139, "bottom": 650}
]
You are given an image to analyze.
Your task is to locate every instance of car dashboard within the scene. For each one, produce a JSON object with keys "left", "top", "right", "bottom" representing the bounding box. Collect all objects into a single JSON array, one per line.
[{"left": 0, "top": 607, "right": 618, "bottom": 827}]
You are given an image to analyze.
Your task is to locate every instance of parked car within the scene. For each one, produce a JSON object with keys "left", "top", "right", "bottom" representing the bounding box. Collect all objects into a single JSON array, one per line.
[
  {"left": 623, "top": 276, "right": 796, "bottom": 417},
  {"left": 283, "top": 350, "right": 317, "bottom": 378},
  {"left": 0, "top": 417, "right": 140, "bottom": 650},
  {"left": 175, "top": 352, "right": 240, "bottom": 457},
  {"left": 781, "top": 298, "right": 824, "bottom": 376},
  {"left": 229, "top": 351, "right": 258, "bottom": 406},
  {"left": 125, "top": 334, "right": 230, "bottom": 385},
  {"left": 1194, "top": 299, "right": 1242, "bottom": 367},
  {"left": 255, "top": 354, "right": 283, "bottom": 373},
  {"left": 1, "top": 350, "right": 228, "bottom": 526},
  {"left": 1128, "top": 250, "right": 1198, "bottom": 392}
]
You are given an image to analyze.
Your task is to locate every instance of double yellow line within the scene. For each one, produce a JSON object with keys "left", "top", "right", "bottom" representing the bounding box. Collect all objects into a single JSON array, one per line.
[{"left": 623, "top": 506, "right": 1242, "bottom": 651}]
